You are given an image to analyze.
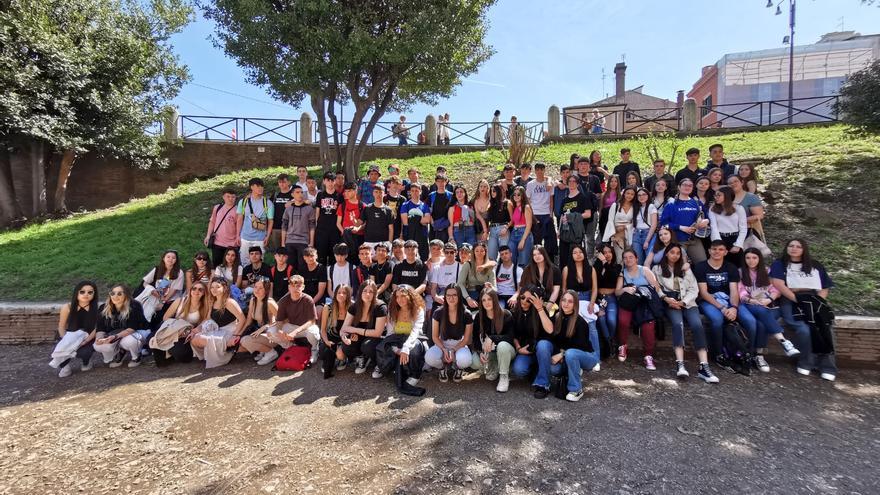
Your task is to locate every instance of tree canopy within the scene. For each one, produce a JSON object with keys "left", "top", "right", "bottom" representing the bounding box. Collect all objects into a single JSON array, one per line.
[
  {"left": 0, "top": 0, "right": 192, "bottom": 222},
  {"left": 204, "top": 0, "right": 496, "bottom": 179},
  {"left": 836, "top": 59, "right": 880, "bottom": 135}
]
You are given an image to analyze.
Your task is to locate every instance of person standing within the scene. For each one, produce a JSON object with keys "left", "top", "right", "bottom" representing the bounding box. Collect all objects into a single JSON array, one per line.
[
  {"left": 314, "top": 172, "right": 343, "bottom": 267},
  {"left": 383, "top": 176, "right": 405, "bottom": 240},
  {"left": 400, "top": 184, "right": 432, "bottom": 262},
  {"left": 489, "top": 109, "right": 502, "bottom": 145},
  {"left": 394, "top": 115, "right": 410, "bottom": 146},
  {"left": 612, "top": 148, "right": 641, "bottom": 187},
  {"left": 269, "top": 174, "right": 293, "bottom": 250},
  {"left": 235, "top": 178, "right": 274, "bottom": 265},
  {"left": 337, "top": 182, "right": 365, "bottom": 264},
  {"left": 591, "top": 109, "right": 604, "bottom": 134},
  {"left": 706, "top": 143, "right": 736, "bottom": 179},
  {"left": 361, "top": 185, "right": 394, "bottom": 252},
  {"left": 643, "top": 159, "right": 676, "bottom": 198},
  {"left": 280, "top": 185, "right": 315, "bottom": 271},
  {"left": 675, "top": 148, "right": 707, "bottom": 186},
  {"left": 358, "top": 165, "right": 382, "bottom": 203},
  {"left": 428, "top": 175, "right": 453, "bottom": 243},
  {"left": 204, "top": 188, "right": 239, "bottom": 266},
  {"left": 526, "top": 163, "right": 557, "bottom": 262}
]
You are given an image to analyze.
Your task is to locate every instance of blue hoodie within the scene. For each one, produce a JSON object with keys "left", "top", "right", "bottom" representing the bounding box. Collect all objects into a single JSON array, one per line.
[{"left": 659, "top": 197, "right": 703, "bottom": 242}]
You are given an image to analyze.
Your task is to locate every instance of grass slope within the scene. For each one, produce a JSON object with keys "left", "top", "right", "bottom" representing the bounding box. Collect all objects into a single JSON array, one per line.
[{"left": 1, "top": 125, "right": 878, "bottom": 313}]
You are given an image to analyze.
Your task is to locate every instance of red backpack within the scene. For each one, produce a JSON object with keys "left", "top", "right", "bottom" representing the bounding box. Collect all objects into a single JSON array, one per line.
[{"left": 272, "top": 345, "right": 312, "bottom": 371}]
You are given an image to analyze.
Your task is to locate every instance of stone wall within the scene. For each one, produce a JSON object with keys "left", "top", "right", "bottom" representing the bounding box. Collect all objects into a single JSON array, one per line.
[
  {"left": 10, "top": 141, "right": 478, "bottom": 213},
  {"left": 2, "top": 303, "right": 878, "bottom": 369}
]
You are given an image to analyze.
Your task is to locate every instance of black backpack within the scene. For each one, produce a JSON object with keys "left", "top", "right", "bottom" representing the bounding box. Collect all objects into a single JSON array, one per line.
[{"left": 722, "top": 321, "right": 752, "bottom": 376}]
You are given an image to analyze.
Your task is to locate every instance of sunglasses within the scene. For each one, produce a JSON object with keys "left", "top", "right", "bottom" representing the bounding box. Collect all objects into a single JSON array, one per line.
[
  {"left": 109, "top": 291, "right": 124, "bottom": 296},
  {"left": 79, "top": 289, "right": 94, "bottom": 295},
  {"left": 445, "top": 293, "right": 459, "bottom": 298},
  {"left": 195, "top": 256, "right": 208, "bottom": 261},
  {"left": 191, "top": 287, "right": 204, "bottom": 292},
  {"left": 444, "top": 250, "right": 456, "bottom": 254}
]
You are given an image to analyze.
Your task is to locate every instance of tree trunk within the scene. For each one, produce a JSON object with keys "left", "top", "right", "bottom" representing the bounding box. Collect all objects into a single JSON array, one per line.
[
  {"left": 310, "top": 94, "right": 332, "bottom": 172},
  {"left": 353, "top": 83, "right": 397, "bottom": 172},
  {"left": 53, "top": 149, "right": 77, "bottom": 212},
  {"left": 28, "top": 139, "right": 48, "bottom": 217},
  {"left": 327, "top": 98, "right": 344, "bottom": 173},
  {"left": 0, "top": 145, "right": 23, "bottom": 225},
  {"left": 343, "top": 101, "right": 369, "bottom": 180}
]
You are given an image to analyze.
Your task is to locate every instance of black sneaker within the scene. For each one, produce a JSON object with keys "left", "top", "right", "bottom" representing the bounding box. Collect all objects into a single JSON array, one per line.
[
  {"left": 698, "top": 363, "right": 720, "bottom": 383},
  {"left": 452, "top": 368, "right": 463, "bottom": 383},
  {"left": 533, "top": 385, "right": 550, "bottom": 399},
  {"left": 438, "top": 367, "right": 449, "bottom": 383},
  {"left": 715, "top": 356, "right": 735, "bottom": 373}
]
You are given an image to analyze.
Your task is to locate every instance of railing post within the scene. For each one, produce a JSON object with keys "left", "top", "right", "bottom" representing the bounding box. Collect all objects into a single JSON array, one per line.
[
  {"left": 163, "top": 106, "right": 179, "bottom": 142},
  {"left": 547, "top": 105, "right": 560, "bottom": 138},
  {"left": 425, "top": 115, "right": 437, "bottom": 146},
  {"left": 300, "top": 112, "right": 313, "bottom": 144},
  {"left": 682, "top": 99, "right": 698, "bottom": 132}
]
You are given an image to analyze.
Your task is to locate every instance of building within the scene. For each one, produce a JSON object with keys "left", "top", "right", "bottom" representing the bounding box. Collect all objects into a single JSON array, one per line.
[
  {"left": 688, "top": 31, "right": 880, "bottom": 128},
  {"left": 563, "top": 63, "right": 682, "bottom": 135}
]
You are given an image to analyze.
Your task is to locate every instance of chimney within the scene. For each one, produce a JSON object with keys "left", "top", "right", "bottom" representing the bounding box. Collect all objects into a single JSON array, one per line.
[
  {"left": 676, "top": 90, "right": 685, "bottom": 108},
  {"left": 614, "top": 62, "right": 627, "bottom": 103}
]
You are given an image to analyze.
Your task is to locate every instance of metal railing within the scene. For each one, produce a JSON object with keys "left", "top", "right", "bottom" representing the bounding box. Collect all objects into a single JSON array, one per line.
[
  {"left": 698, "top": 95, "right": 839, "bottom": 129},
  {"left": 179, "top": 115, "right": 301, "bottom": 142},
  {"left": 563, "top": 107, "right": 681, "bottom": 136}
]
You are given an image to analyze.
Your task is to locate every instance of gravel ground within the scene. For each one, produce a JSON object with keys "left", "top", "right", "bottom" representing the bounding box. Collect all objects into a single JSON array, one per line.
[{"left": 0, "top": 345, "right": 878, "bottom": 495}]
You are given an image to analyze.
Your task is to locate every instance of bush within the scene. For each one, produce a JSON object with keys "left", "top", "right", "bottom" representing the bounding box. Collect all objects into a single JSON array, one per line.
[{"left": 836, "top": 60, "right": 880, "bottom": 134}]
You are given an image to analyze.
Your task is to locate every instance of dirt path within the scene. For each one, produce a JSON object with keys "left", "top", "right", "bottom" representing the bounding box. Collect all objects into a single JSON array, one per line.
[{"left": 0, "top": 345, "right": 878, "bottom": 494}]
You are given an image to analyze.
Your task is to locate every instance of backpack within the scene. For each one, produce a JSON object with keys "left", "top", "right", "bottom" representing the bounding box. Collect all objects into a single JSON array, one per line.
[
  {"left": 272, "top": 345, "right": 312, "bottom": 371},
  {"left": 722, "top": 321, "right": 751, "bottom": 376},
  {"left": 559, "top": 212, "right": 585, "bottom": 244},
  {"left": 271, "top": 265, "right": 294, "bottom": 280}
]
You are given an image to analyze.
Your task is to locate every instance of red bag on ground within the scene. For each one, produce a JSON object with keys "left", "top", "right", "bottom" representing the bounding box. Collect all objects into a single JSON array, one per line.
[{"left": 272, "top": 345, "right": 311, "bottom": 371}]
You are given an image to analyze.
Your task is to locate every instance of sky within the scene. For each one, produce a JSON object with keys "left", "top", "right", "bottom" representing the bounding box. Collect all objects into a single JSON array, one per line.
[{"left": 169, "top": 0, "right": 880, "bottom": 126}]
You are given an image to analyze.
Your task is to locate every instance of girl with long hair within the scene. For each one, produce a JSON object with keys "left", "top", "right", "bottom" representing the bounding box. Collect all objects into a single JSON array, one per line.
[
  {"left": 213, "top": 247, "right": 243, "bottom": 286},
  {"left": 471, "top": 288, "right": 515, "bottom": 392},
  {"left": 632, "top": 187, "right": 658, "bottom": 265},
  {"left": 150, "top": 280, "right": 211, "bottom": 367},
  {"left": 340, "top": 279, "right": 388, "bottom": 374},
  {"left": 737, "top": 163, "right": 759, "bottom": 193},
  {"left": 190, "top": 277, "right": 246, "bottom": 369},
  {"left": 651, "top": 177, "right": 672, "bottom": 218},
  {"left": 646, "top": 226, "right": 685, "bottom": 270},
  {"left": 509, "top": 286, "right": 553, "bottom": 385},
  {"left": 738, "top": 248, "right": 800, "bottom": 373},
  {"left": 532, "top": 290, "right": 601, "bottom": 402},
  {"left": 373, "top": 285, "right": 428, "bottom": 396},
  {"left": 458, "top": 241, "right": 496, "bottom": 309},
  {"left": 519, "top": 246, "right": 562, "bottom": 304},
  {"left": 561, "top": 245, "right": 598, "bottom": 316},
  {"left": 770, "top": 239, "right": 835, "bottom": 380},
  {"left": 593, "top": 243, "right": 620, "bottom": 344},
  {"left": 508, "top": 186, "right": 534, "bottom": 267},
  {"left": 448, "top": 185, "right": 477, "bottom": 247},
  {"left": 615, "top": 249, "right": 662, "bottom": 370},
  {"left": 238, "top": 280, "right": 279, "bottom": 362},
  {"left": 315, "top": 284, "right": 352, "bottom": 379},
  {"left": 625, "top": 170, "right": 640, "bottom": 189},
  {"left": 49, "top": 281, "right": 99, "bottom": 378},
  {"left": 707, "top": 167, "right": 725, "bottom": 194},
  {"left": 140, "top": 250, "right": 185, "bottom": 326},
  {"left": 602, "top": 186, "right": 637, "bottom": 260},
  {"left": 186, "top": 251, "right": 214, "bottom": 290},
  {"left": 425, "top": 284, "right": 474, "bottom": 382},
  {"left": 708, "top": 185, "right": 747, "bottom": 266},
  {"left": 486, "top": 184, "right": 512, "bottom": 261},
  {"left": 93, "top": 284, "right": 149, "bottom": 368},
  {"left": 472, "top": 179, "right": 491, "bottom": 242},
  {"left": 651, "top": 244, "right": 717, "bottom": 383},
  {"left": 598, "top": 175, "right": 620, "bottom": 235}
]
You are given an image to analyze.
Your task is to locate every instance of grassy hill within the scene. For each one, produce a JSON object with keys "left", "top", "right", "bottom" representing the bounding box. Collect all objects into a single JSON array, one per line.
[{"left": 1, "top": 124, "right": 878, "bottom": 314}]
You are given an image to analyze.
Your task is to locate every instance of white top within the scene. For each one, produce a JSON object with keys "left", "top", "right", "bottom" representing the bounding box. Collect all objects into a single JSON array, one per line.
[
  {"left": 142, "top": 268, "right": 185, "bottom": 301},
  {"left": 495, "top": 263, "right": 522, "bottom": 296},
  {"left": 784, "top": 263, "right": 824, "bottom": 291},
  {"left": 330, "top": 263, "right": 351, "bottom": 292},
  {"left": 635, "top": 204, "right": 658, "bottom": 230},
  {"left": 708, "top": 204, "right": 748, "bottom": 248},
  {"left": 213, "top": 265, "right": 243, "bottom": 283},
  {"left": 432, "top": 261, "right": 461, "bottom": 290},
  {"left": 601, "top": 203, "right": 634, "bottom": 243},
  {"left": 525, "top": 179, "right": 554, "bottom": 215}
]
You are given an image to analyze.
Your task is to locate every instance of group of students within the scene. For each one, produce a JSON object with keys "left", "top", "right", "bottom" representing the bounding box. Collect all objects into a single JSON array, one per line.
[{"left": 48, "top": 142, "right": 838, "bottom": 401}]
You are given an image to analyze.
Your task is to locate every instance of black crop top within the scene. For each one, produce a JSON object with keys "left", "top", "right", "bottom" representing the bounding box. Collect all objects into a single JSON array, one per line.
[
  {"left": 488, "top": 201, "right": 511, "bottom": 224},
  {"left": 565, "top": 265, "right": 595, "bottom": 292},
  {"left": 593, "top": 260, "right": 621, "bottom": 290}
]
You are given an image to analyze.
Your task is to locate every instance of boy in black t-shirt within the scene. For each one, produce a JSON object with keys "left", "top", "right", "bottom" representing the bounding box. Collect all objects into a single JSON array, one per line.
[
  {"left": 384, "top": 177, "right": 405, "bottom": 240},
  {"left": 356, "top": 245, "right": 374, "bottom": 288},
  {"left": 269, "top": 247, "right": 293, "bottom": 302},
  {"left": 362, "top": 185, "right": 394, "bottom": 249},
  {"left": 299, "top": 247, "right": 328, "bottom": 307},
  {"left": 315, "top": 172, "right": 343, "bottom": 266},
  {"left": 392, "top": 240, "right": 429, "bottom": 296},
  {"left": 269, "top": 174, "right": 293, "bottom": 250},
  {"left": 241, "top": 246, "right": 272, "bottom": 306},
  {"left": 694, "top": 240, "right": 741, "bottom": 369},
  {"left": 370, "top": 243, "right": 394, "bottom": 302}
]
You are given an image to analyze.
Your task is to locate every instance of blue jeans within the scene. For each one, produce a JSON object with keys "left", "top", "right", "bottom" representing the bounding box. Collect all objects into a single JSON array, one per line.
[
  {"left": 533, "top": 340, "right": 562, "bottom": 390},
  {"left": 511, "top": 353, "right": 535, "bottom": 378},
  {"left": 665, "top": 306, "right": 707, "bottom": 350},
  {"left": 698, "top": 301, "right": 726, "bottom": 359},
  {"left": 532, "top": 214, "right": 557, "bottom": 259},
  {"left": 738, "top": 303, "right": 784, "bottom": 351},
  {"left": 632, "top": 228, "right": 652, "bottom": 265},
  {"left": 564, "top": 322, "right": 601, "bottom": 391},
  {"left": 453, "top": 226, "right": 476, "bottom": 247},
  {"left": 597, "top": 294, "right": 618, "bottom": 341},
  {"left": 780, "top": 299, "right": 836, "bottom": 373},
  {"left": 397, "top": 135, "right": 407, "bottom": 145},
  {"left": 576, "top": 290, "right": 591, "bottom": 302},
  {"left": 508, "top": 226, "right": 533, "bottom": 268},
  {"left": 487, "top": 225, "right": 509, "bottom": 261}
]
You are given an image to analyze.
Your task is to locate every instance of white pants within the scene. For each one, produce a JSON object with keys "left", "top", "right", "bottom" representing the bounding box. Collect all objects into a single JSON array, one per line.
[
  {"left": 239, "top": 238, "right": 266, "bottom": 265},
  {"left": 266, "top": 322, "right": 320, "bottom": 349},
  {"left": 93, "top": 330, "right": 151, "bottom": 362},
  {"left": 191, "top": 320, "right": 237, "bottom": 369},
  {"left": 425, "top": 339, "right": 473, "bottom": 370}
]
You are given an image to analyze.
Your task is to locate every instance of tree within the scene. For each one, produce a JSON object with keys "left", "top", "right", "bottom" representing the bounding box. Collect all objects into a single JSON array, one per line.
[
  {"left": 204, "top": 0, "right": 495, "bottom": 180},
  {"left": 835, "top": 59, "right": 880, "bottom": 135},
  {"left": 0, "top": 0, "right": 191, "bottom": 224}
]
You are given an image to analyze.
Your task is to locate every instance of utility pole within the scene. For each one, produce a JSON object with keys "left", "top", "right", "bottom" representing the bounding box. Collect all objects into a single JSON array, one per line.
[{"left": 787, "top": 0, "right": 795, "bottom": 124}]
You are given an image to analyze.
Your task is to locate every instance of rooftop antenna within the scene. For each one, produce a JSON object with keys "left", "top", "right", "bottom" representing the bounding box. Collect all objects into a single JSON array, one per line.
[
  {"left": 621, "top": 53, "right": 626, "bottom": 63},
  {"left": 601, "top": 68, "right": 607, "bottom": 98},
  {"left": 837, "top": 16, "right": 844, "bottom": 31}
]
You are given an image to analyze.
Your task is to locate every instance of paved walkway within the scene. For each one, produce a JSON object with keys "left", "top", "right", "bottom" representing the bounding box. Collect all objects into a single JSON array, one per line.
[{"left": 0, "top": 344, "right": 878, "bottom": 494}]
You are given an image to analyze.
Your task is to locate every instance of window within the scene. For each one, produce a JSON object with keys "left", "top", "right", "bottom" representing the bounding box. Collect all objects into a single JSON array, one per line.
[{"left": 701, "top": 95, "right": 713, "bottom": 117}]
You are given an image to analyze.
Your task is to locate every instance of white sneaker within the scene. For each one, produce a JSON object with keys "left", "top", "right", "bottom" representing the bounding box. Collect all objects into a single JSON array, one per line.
[
  {"left": 754, "top": 355, "right": 770, "bottom": 373},
  {"left": 780, "top": 339, "right": 800, "bottom": 357},
  {"left": 496, "top": 374, "right": 509, "bottom": 393},
  {"left": 354, "top": 356, "right": 367, "bottom": 374},
  {"left": 127, "top": 358, "right": 141, "bottom": 368},
  {"left": 253, "top": 352, "right": 264, "bottom": 362},
  {"left": 371, "top": 366, "right": 383, "bottom": 379},
  {"left": 81, "top": 360, "right": 93, "bottom": 372},
  {"left": 644, "top": 355, "right": 656, "bottom": 371},
  {"left": 676, "top": 361, "right": 689, "bottom": 378},
  {"left": 820, "top": 372, "right": 836, "bottom": 382},
  {"left": 257, "top": 349, "right": 279, "bottom": 366},
  {"left": 58, "top": 364, "right": 73, "bottom": 378},
  {"left": 796, "top": 367, "right": 810, "bottom": 376},
  {"left": 565, "top": 390, "right": 584, "bottom": 402},
  {"left": 592, "top": 363, "right": 601, "bottom": 372},
  {"left": 310, "top": 347, "right": 319, "bottom": 365}
]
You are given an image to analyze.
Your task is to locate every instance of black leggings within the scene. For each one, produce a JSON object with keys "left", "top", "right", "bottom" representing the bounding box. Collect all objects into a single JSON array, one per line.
[
  {"left": 375, "top": 334, "right": 425, "bottom": 380},
  {"left": 60, "top": 344, "right": 95, "bottom": 368},
  {"left": 152, "top": 338, "right": 194, "bottom": 367}
]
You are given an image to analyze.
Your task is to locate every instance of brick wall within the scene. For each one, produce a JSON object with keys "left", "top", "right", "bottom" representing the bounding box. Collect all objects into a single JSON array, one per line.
[
  {"left": 9, "top": 141, "right": 479, "bottom": 213},
  {"left": 2, "top": 303, "right": 878, "bottom": 369}
]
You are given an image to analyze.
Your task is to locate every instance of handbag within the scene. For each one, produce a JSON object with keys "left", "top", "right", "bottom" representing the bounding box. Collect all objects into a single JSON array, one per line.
[
  {"left": 552, "top": 373, "right": 569, "bottom": 399},
  {"left": 248, "top": 197, "right": 268, "bottom": 231},
  {"left": 272, "top": 345, "right": 312, "bottom": 371},
  {"left": 208, "top": 204, "right": 233, "bottom": 248},
  {"left": 743, "top": 230, "right": 772, "bottom": 258}
]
